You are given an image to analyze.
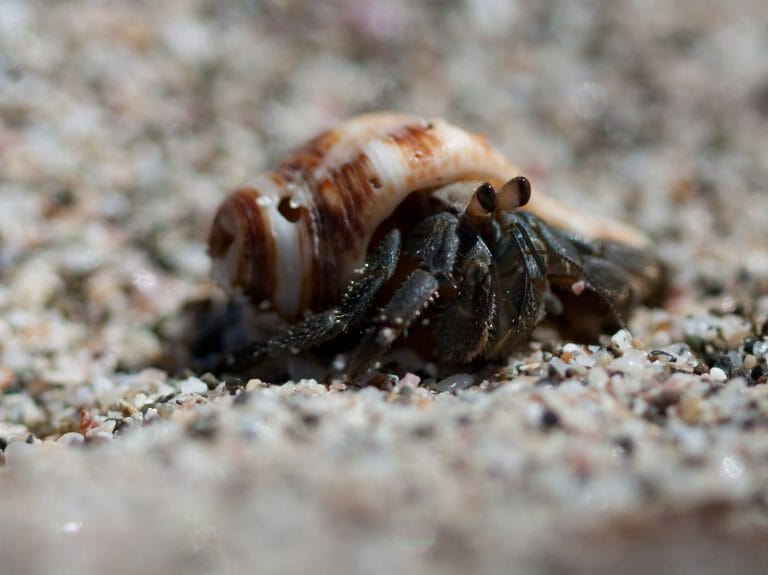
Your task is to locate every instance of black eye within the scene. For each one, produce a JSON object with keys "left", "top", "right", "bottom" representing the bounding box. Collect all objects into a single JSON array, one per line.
[
  {"left": 476, "top": 182, "right": 497, "bottom": 212},
  {"left": 514, "top": 176, "right": 531, "bottom": 207}
]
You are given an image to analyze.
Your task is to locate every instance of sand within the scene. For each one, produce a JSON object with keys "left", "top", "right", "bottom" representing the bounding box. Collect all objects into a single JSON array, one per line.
[{"left": 1, "top": 1, "right": 768, "bottom": 573}]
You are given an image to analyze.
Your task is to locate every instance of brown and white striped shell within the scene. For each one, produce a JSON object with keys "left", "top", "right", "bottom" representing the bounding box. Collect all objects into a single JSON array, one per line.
[{"left": 209, "top": 113, "right": 649, "bottom": 319}]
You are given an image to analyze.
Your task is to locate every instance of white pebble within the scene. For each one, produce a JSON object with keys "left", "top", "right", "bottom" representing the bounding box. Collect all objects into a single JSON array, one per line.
[
  {"left": 752, "top": 340, "right": 768, "bottom": 359},
  {"left": 86, "top": 420, "right": 116, "bottom": 438},
  {"left": 720, "top": 455, "right": 746, "bottom": 481},
  {"left": 561, "top": 343, "right": 581, "bottom": 354},
  {"left": 588, "top": 367, "right": 608, "bottom": 389},
  {"left": 610, "top": 329, "right": 633, "bottom": 354},
  {"left": 547, "top": 357, "right": 569, "bottom": 377},
  {"left": 132, "top": 392, "right": 152, "bottom": 409},
  {"left": 709, "top": 367, "right": 728, "bottom": 382},
  {"left": 57, "top": 432, "right": 85, "bottom": 446},
  {"left": 10, "top": 260, "right": 62, "bottom": 308},
  {"left": 181, "top": 377, "right": 208, "bottom": 395},
  {"left": 398, "top": 372, "right": 421, "bottom": 389},
  {"left": 246, "top": 379, "right": 268, "bottom": 391},
  {"left": 3, "top": 439, "right": 33, "bottom": 464},
  {"left": 592, "top": 350, "right": 613, "bottom": 367},
  {"left": 720, "top": 318, "right": 752, "bottom": 348},
  {"left": 88, "top": 431, "right": 114, "bottom": 442},
  {"left": 608, "top": 350, "right": 648, "bottom": 379},
  {"left": 575, "top": 354, "right": 596, "bottom": 368}
]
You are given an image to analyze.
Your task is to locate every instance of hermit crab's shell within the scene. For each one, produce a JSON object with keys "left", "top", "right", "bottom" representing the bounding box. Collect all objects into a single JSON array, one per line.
[{"left": 209, "top": 113, "right": 649, "bottom": 319}]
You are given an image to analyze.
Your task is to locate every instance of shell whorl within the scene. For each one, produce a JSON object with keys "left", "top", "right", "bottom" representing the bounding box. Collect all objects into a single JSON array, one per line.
[{"left": 209, "top": 113, "right": 649, "bottom": 319}]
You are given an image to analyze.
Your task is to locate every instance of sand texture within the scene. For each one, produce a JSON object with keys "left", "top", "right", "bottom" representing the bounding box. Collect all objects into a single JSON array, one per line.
[{"left": 1, "top": 1, "right": 768, "bottom": 573}]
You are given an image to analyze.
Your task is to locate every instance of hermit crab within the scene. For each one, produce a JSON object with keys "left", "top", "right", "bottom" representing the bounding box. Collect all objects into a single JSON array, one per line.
[{"left": 206, "top": 113, "right": 664, "bottom": 383}]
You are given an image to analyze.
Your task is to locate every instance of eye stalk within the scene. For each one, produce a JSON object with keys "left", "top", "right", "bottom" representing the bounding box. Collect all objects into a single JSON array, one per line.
[
  {"left": 497, "top": 176, "right": 531, "bottom": 212},
  {"left": 466, "top": 182, "right": 498, "bottom": 218},
  {"left": 467, "top": 176, "right": 531, "bottom": 219}
]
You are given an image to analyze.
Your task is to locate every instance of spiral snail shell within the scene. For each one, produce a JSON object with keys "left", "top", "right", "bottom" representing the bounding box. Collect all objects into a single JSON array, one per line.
[{"left": 209, "top": 113, "right": 650, "bottom": 319}]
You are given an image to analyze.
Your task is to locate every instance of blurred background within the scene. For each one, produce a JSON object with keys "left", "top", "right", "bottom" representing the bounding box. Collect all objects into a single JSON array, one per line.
[{"left": 1, "top": 1, "right": 768, "bottom": 573}]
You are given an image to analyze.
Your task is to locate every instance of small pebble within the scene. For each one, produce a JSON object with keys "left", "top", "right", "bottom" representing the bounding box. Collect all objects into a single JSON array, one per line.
[
  {"left": 430, "top": 373, "right": 474, "bottom": 393},
  {"left": 3, "top": 439, "right": 32, "bottom": 464},
  {"left": 547, "top": 357, "right": 569, "bottom": 378},
  {"left": 574, "top": 354, "right": 595, "bottom": 368},
  {"left": 608, "top": 351, "right": 649, "bottom": 379},
  {"left": 709, "top": 367, "right": 728, "bottom": 382},
  {"left": 648, "top": 350, "right": 676, "bottom": 362},
  {"left": 587, "top": 367, "right": 608, "bottom": 388},
  {"left": 180, "top": 377, "right": 208, "bottom": 395},
  {"left": 398, "top": 372, "right": 421, "bottom": 388},
  {"left": 56, "top": 431, "right": 85, "bottom": 445},
  {"left": 540, "top": 409, "right": 560, "bottom": 430},
  {"left": 710, "top": 354, "right": 734, "bottom": 377},
  {"left": 246, "top": 379, "right": 268, "bottom": 391},
  {"left": 752, "top": 340, "right": 768, "bottom": 359},
  {"left": 200, "top": 372, "right": 219, "bottom": 388},
  {"left": 86, "top": 420, "right": 116, "bottom": 438},
  {"left": 720, "top": 319, "right": 752, "bottom": 348},
  {"left": 612, "top": 436, "right": 635, "bottom": 458},
  {"left": 679, "top": 393, "right": 702, "bottom": 424},
  {"left": 610, "top": 329, "right": 633, "bottom": 354}
]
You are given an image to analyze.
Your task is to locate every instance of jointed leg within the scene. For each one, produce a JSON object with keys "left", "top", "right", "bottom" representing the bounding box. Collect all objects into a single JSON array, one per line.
[
  {"left": 347, "top": 269, "right": 439, "bottom": 384},
  {"left": 210, "top": 229, "right": 402, "bottom": 374},
  {"left": 527, "top": 210, "right": 665, "bottom": 301},
  {"left": 516, "top": 213, "right": 632, "bottom": 322},
  {"left": 435, "top": 240, "right": 496, "bottom": 364},
  {"left": 488, "top": 219, "right": 549, "bottom": 357},
  {"left": 346, "top": 213, "right": 471, "bottom": 383},
  {"left": 266, "top": 230, "right": 403, "bottom": 352},
  {"left": 404, "top": 212, "right": 461, "bottom": 277}
]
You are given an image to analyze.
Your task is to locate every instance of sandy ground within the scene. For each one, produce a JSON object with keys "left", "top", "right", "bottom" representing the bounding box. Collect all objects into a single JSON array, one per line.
[{"left": 1, "top": 1, "right": 768, "bottom": 573}]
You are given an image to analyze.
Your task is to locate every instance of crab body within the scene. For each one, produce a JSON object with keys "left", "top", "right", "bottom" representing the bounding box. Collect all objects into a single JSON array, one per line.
[{"left": 207, "top": 114, "right": 663, "bottom": 382}]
